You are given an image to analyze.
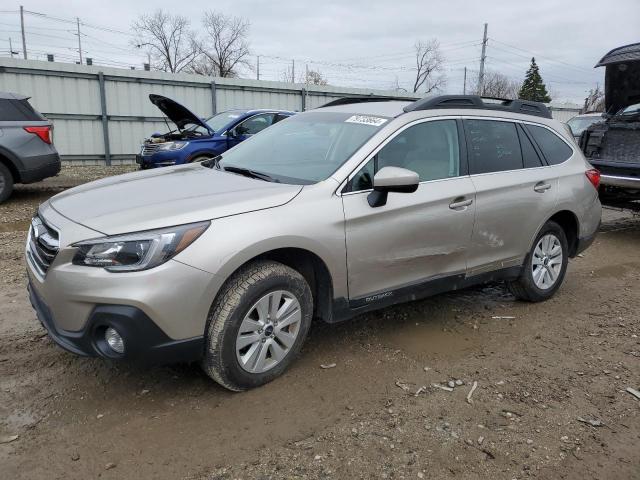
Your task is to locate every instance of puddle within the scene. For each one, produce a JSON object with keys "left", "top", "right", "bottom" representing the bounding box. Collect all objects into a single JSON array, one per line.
[
  {"left": 0, "top": 220, "right": 31, "bottom": 233},
  {"left": 382, "top": 314, "right": 478, "bottom": 359}
]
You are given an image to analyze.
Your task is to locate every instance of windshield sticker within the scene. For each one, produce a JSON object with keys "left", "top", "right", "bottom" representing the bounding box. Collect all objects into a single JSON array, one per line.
[{"left": 345, "top": 115, "right": 388, "bottom": 127}]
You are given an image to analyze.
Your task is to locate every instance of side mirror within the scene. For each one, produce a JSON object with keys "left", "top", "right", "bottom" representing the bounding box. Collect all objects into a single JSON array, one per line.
[{"left": 368, "top": 166, "right": 419, "bottom": 207}]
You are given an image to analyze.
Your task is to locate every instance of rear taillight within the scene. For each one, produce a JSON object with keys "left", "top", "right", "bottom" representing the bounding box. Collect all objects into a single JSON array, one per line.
[
  {"left": 585, "top": 168, "right": 601, "bottom": 190},
  {"left": 24, "top": 126, "right": 52, "bottom": 144}
]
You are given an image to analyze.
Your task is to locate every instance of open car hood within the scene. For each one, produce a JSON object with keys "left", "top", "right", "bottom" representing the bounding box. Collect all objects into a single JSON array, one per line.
[
  {"left": 595, "top": 43, "right": 640, "bottom": 114},
  {"left": 149, "top": 94, "right": 212, "bottom": 133}
]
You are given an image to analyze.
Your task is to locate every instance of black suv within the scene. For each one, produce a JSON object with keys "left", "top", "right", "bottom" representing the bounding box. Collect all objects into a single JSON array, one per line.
[
  {"left": 580, "top": 43, "right": 640, "bottom": 210},
  {"left": 0, "top": 92, "right": 61, "bottom": 203}
]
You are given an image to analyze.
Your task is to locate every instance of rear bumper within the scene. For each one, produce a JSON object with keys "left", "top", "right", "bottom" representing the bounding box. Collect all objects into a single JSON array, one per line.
[
  {"left": 28, "top": 280, "right": 204, "bottom": 364},
  {"left": 576, "top": 223, "right": 599, "bottom": 255},
  {"left": 18, "top": 153, "right": 61, "bottom": 183},
  {"left": 600, "top": 174, "right": 640, "bottom": 189}
]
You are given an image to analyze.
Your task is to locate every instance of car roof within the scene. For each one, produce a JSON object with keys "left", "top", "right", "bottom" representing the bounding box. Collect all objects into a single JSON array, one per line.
[
  {"left": 315, "top": 101, "right": 412, "bottom": 117},
  {"left": 242, "top": 108, "right": 296, "bottom": 115},
  {"left": 0, "top": 92, "right": 29, "bottom": 100}
]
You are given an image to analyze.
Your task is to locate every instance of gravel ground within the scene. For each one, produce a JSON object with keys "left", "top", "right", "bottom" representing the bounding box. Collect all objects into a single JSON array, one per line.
[{"left": 0, "top": 167, "right": 638, "bottom": 480}]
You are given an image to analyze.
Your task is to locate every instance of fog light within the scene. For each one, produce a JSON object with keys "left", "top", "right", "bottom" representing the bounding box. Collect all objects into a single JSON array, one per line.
[{"left": 105, "top": 327, "right": 125, "bottom": 354}]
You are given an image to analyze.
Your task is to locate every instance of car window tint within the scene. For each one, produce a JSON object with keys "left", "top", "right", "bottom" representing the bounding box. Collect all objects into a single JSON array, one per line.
[
  {"left": 239, "top": 113, "right": 275, "bottom": 135},
  {"left": 517, "top": 124, "right": 544, "bottom": 168},
  {"left": 273, "top": 114, "right": 290, "bottom": 124},
  {"left": 0, "top": 98, "right": 43, "bottom": 121},
  {"left": 525, "top": 124, "right": 573, "bottom": 165},
  {"left": 349, "top": 120, "right": 460, "bottom": 192},
  {"left": 465, "top": 119, "right": 523, "bottom": 174}
]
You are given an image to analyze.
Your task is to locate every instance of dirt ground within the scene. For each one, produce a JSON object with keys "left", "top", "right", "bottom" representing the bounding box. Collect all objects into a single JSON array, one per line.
[{"left": 1, "top": 167, "right": 639, "bottom": 480}]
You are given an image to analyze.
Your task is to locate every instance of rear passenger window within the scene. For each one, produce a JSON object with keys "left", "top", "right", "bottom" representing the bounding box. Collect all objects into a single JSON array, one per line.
[
  {"left": 517, "top": 124, "right": 544, "bottom": 168},
  {"left": 525, "top": 125, "right": 573, "bottom": 165},
  {"left": 465, "top": 120, "right": 523, "bottom": 174}
]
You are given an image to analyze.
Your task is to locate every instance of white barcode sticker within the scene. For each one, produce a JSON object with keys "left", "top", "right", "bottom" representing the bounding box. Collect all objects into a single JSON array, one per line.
[{"left": 345, "top": 115, "right": 388, "bottom": 127}]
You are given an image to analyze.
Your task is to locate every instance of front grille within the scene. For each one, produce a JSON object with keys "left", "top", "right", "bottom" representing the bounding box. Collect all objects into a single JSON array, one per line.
[
  {"left": 26, "top": 215, "right": 59, "bottom": 276},
  {"left": 142, "top": 143, "right": 163, "bottom": 156}
]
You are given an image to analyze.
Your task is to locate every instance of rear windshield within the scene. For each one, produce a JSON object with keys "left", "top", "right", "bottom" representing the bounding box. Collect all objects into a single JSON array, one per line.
[{"left": 0, "top": 98, "right": 44, "bottom": 121}]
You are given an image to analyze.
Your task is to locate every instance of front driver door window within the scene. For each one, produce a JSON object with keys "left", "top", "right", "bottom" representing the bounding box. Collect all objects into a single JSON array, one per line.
[
  {"left": 236, "top": 113, "right": 276, "bottom": 136},
  {"left": 342, "top": 119, "right": 476, "bottom": 302},
  {"left": 350, "top": 119, "right": 461, "bottom": 191}
]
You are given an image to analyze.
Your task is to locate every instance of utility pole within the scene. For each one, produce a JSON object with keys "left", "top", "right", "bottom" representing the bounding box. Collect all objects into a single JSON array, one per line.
[
  {"left": 305, "top": 63, "right": 309, "bottom": 86},
  {"left": 291, "top": 59, "right": 295, "bottom": 83},
  {"left": 9, "top": 38, "right": 15, "bottom": 58},
  {"left": 20, "top": 5, "right": 27, "bottom": 59},
  {"left": 76, "top": 17, "right": 83, "bottom": 64},
  {"left": 463, "top": 67, "right": 467, "bottom": 94},
  {"left": 256, "top": 55, "right": 260, "bottom": 80},
  {"left": 478, "top": 23, "right": 488, "bottom": 95}
]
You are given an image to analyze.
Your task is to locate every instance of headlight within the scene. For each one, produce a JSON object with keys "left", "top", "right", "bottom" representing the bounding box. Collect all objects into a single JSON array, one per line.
[
  {"left": 156, "top": 141, "right": 188, "bottom": 151},
  {"left": 72, "top": 221, "right": 209, "bottom": 272}
]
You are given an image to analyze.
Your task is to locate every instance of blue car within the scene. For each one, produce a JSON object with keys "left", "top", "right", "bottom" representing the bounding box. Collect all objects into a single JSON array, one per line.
[{"left": 137, "top": 94, "right": 294, "bottom": 168}]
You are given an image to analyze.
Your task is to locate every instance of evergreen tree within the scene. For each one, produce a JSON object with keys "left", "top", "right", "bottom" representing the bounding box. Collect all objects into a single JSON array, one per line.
[{"left": 518, "top": 58, "right": 551, "bottom": 103}]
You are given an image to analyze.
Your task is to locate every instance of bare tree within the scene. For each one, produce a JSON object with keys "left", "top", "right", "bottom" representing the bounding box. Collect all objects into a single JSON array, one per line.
[
  {"left": 413, "top": 39, "right": 445, "bottom": 94},
  {"left": 304, "top": 69, "right": 328, "bottom": 86},
  {"left": 193, "top": 11, "right": 250, "bottom": 78},
  {"left": 132, "top": 10, "right": 199, "bottom": 73},
  {"left": 280, "top": 65, "right": 295, "bottom": 83},
  {"left": 472, "top": 71, "right": 521, "bottom": 99},
  {"left": 583, "top": 84, "right": 605, "bottom": 112}
]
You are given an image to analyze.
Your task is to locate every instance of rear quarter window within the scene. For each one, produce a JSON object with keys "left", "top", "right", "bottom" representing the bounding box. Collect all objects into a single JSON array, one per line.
[
  {"left": 525, "top": 124, "right": 573, "bottom": 165},
  {"left": 0, "top": 98, "right": 43, "bottom": 121}
]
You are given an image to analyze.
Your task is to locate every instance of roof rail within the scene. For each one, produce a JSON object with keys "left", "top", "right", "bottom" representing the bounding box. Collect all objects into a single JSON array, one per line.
[
  {"left": 403, "top": 95, "right": 552, "bottom": 119},
  {"left": 319, "top": 95, "right": 416, "bottom": 108}
]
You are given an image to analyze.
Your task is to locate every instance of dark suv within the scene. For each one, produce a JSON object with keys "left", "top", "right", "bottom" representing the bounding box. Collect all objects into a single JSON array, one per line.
[{"left": 0, "top": 92, "right": 61, "bottom": 202}]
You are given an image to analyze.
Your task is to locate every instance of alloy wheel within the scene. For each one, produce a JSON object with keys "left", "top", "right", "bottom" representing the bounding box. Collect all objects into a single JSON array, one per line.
[
  {"left": 235, "top": 290, "right": 302, "bottom": 373},
  {"left": 531, "top": 233, "right": 563, "bottom": 290}
]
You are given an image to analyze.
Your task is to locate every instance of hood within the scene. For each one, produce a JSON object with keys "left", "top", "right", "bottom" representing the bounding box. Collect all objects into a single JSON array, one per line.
[
  {"left": 149, "top": 94, "right": 212, "bottom": 133},
  {"left": 49, "top": 165, "right": 302, "bottom": 235},
  {"left": 595, "top": 43, "right": 640, "bottom": 114}
]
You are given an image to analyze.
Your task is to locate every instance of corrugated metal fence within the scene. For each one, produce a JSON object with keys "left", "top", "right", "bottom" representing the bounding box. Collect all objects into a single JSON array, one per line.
[
  {"left": 0, "top": 58, "right": 418, "bottom": 164},
  {"left": 0, "top": 58, "right": 582, "bottom": 164}
]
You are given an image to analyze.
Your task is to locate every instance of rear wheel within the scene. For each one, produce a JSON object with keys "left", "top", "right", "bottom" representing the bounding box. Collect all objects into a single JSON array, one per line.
[
  {"left": 507, "top": 221, "right": 568, "bottom": 302},
  {"left": 202, "top": 260, "right": 313, "bottom": 391},
  {"left": 0, "top": 163, "right": 14, "bottom": 204}
]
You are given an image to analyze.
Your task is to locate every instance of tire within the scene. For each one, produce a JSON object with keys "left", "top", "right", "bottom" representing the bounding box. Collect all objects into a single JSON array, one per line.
[
  {"left": 202, "top": 260, "right": 313, "bottom": 391},
  {"left": 189, "top": 155, "right": 212, "bottom": 163},
  {"left": 507, "top": 221, "right": 569, "bottom": 302},
  {"left": 0, "top": 163, "right": 14, "bottom": 204}
]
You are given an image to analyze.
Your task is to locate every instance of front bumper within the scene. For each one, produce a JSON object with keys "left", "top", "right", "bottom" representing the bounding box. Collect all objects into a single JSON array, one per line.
[{"left": 28, "top": 281, "right": 203, "bottom": 364}]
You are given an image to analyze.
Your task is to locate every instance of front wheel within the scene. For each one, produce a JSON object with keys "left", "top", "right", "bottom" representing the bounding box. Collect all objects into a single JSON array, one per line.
[
  {"left": 202, "top": 260, "right": 313, "bottom": 391},
  {"left": 507, "top": 221, "right": 568, "bottom": 302}
]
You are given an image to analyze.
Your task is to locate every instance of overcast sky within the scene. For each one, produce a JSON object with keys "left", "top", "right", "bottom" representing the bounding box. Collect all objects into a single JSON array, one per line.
[{"left": 2, "top": 0, "right": 639, "bottom": 103}]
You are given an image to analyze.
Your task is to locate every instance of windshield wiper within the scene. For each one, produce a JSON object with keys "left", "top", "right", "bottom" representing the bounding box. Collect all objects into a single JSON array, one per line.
[{"left": 222, "top": 165, "right": 278, "bottom": 183}]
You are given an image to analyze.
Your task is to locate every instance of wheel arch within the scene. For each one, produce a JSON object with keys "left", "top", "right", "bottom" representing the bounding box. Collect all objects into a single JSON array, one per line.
[
  {"left": 537, "top": 210, "right": 580, "bottom": 257},
  {"left": 212, "top": 247, "right": 336, "bottom": 324},
  {"left": 0, "top": 150, "right": 21, "bottom": 183}
]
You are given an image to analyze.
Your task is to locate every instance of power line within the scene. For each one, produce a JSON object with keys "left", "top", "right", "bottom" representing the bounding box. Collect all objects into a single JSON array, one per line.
[{"left": 489, "top": 38, "right": 593, "bottom": 74}]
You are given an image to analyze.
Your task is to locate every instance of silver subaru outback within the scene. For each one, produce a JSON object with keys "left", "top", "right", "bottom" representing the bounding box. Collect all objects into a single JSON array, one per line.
[{"left": 26, "top": 95, "right": 602, "bottom": 391}]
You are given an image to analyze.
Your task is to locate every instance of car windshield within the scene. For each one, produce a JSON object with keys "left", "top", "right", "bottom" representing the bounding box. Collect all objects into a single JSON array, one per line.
[
  {"left": 566, "top": 116, "right": 602, "bottom": 135},
  {"left": 620, "top": 103, "right": 640, "bottom": 115},
  {"left": 186, "top": 110, "right": 246, "bottom": 134},
  {"left": 217, "top": 111, "right": 389, "bottom": 184}
]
